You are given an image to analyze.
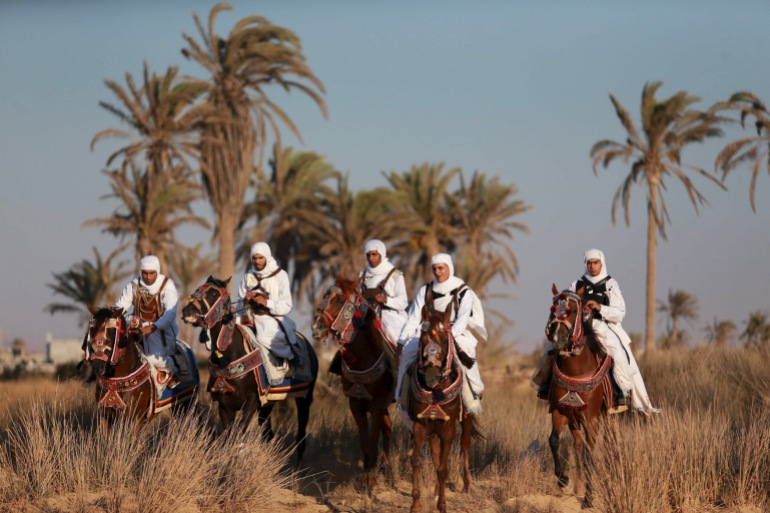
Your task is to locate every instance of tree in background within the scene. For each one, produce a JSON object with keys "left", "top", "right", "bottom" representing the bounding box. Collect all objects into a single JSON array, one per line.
[
  {"left": 45, "top": 248, "right": 129, "bottom": 327},
  {"left": 704, "top": 317, "right": 737, "bottom": 347},
  {"left": 740, "top": 310, "right": 770, "bottom": 348},
  {"left": 182, "top": 2, "right": 326, "bottom": 286},
  {"left": 657, "top": 289, "right": 699, "bottom": 348},
  {"left": 713, "top": 91, "right": 770, "bottom": 212},
  {"left": 590, "top": 81, "right": 726, "bottom": 351}
]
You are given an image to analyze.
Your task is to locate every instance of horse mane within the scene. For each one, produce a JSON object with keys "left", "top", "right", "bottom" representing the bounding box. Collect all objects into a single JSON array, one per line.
[
  {"left": 582, "top": 320, "right": 607, "bottom": 359},
  {"left": 206, "top": 275, "right": 230, "bottom": 289},
  {"left": 335, "top": 274, "right": 360, "bottom": 296}
]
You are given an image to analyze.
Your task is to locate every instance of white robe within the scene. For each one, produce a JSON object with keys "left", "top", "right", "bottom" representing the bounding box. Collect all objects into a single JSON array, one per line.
[
  {"left": 395, "top": 277, "right": 486, "bottom": 401},
  {"left": 235, "top": 265, "right": 298, "bottom": 359},
  {"left": 114, "top": 275, "right": 179, "bottom": 373},
  {"left": 359, "top": 261, "right": 408, "bottom": 344}
]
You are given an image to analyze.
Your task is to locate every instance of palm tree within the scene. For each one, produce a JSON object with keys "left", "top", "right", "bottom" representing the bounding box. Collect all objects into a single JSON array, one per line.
[
  {"left": 237, "top": 145, "right": 338, "bottom": 294},
  {"left": 656, "top": 289, "right": 699, "bottom": 347},
  {"left": 383, "top": 163, "right": 460, "bottom": 290},
  {"left": 704, "top": 317, "right": 736, "bottom": 347},
  {"left": 181, "top": 2, "right": 327, "bottom": 286},
  {"left": 590, "top": 81, "right": 726, "bottom": 351},
  {"left": 713, "top": 91, "right": 770, "bottom": 211},
  {"left": 45, "top": 248, "right": 129, "bottom": 327},
  {"left": 740, "top": 310, "right": 770, "bottom": 348},
  {"left": 83, "top": 162, "right": 209, "bottom": 270}
]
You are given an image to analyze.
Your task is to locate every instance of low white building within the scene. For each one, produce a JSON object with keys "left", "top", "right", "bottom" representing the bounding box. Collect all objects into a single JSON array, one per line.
[{"left": 45, "top": 333, "right": 83, "bottom": 365}]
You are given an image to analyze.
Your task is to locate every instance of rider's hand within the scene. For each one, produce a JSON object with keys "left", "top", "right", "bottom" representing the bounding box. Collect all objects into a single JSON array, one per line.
[
  {"left": 254, "top": 295, "right": 268, "bottom": 307},
  {"left": 375, "top": 293, "right": 386, "bottom": 304},
  {"left": 141, "top": 324, "right": 156, "bottom": 337},
  {"left": 585, "top": 300, "right": 601, "bottom": 312}
]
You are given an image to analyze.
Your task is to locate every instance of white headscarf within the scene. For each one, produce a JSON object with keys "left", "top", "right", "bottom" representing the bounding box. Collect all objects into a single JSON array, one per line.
[
  {"left": 138, "top": 255, "right": 164, "bottom": 293},
  {"left": 431, "top": 253, "right": 464, "bottom": 294},
  {"left": 249, "top": 242, "right": 279, "bottom": 278},
  {"left": 583, "top": 248, "right": 609, "bottom": 284},
  {"left": 364, "top": 239, "right": 394, "bottom": 278}
]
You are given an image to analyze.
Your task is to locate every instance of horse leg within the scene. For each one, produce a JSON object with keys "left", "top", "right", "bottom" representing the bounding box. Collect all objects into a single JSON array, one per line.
[
  {"left": 580, "top": 414, "right": 600, "bottom": 509},
  {"left": 380, "top": 407, "right": 394, "bottom": 486},
  {"left": 217, "top": 400, "right": 237, "bottom": 432},
  {"left": 460, "top": 413, "right": 473, "bottom": 493},
  {"left": 549, "top": 411, "right": 570, "bottom": 489},
  {"left": 436, "top": 422, "right": 456, "bottom": 513},
  {"left": 410, "top": 425, "right": 427, "bottom": 513},
  {"left": 350, "top": 399, "right": 376, "bottom": 493},
  {"left": 256, "top": 402, "right": 274, "bottom": 440},
  {"left": 569, "top": 424, "right": 586, "bottom": 499},
  {"left": 428, "top": 433, "right": 441, "bottom": 498},
  {"left": 294, "top": 395, "right": 311, "bottom": 467}
]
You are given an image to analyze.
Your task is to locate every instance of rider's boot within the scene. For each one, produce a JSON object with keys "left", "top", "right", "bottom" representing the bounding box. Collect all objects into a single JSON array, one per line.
[{"left": 537, "top": 381, "right": 550, "bottom": 401}]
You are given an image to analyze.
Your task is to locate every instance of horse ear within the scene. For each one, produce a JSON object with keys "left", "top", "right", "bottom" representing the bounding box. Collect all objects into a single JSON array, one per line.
[
  {"left": 551, "top": 284, "right": 559, "bottom": 296},
  {"left": 87, "top": 304, "right": 98, "bottom": 315},
  {"left": 223, "top": 276, "right": 231, "bottom": 285}
]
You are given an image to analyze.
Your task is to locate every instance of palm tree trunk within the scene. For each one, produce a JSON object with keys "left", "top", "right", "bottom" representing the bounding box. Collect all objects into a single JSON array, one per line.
[
  {"left": 645, "top": 188, "right": 658, "bottom": 352},
  {"left": 217, "top": 213, "right": 237, "bottom": 293}
]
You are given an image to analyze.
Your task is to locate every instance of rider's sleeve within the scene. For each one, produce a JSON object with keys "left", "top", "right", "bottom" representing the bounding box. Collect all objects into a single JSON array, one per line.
[
  {"left": 155, "top": 280, "right": 179, "bottom": 330},
  {"left": 234, "top": 273, "right": 253, "bottom": 323},
  {"left": 114, "top": 280, "right": 135, "bottom": 314},
  {"left": 600, "top": 278, "right": 626, "bottom": 324},
  {"left": 266, "top": 271, "right": 292, "bottom": 316},
  {"left": 396, "top": 285, "right": 426, "bottom": 345},
  {"left": 450, "top": 288, "right": 474, "bottom": 339},
  {"left": 384, "top": 272, "right": 409, "bottom": 312}
]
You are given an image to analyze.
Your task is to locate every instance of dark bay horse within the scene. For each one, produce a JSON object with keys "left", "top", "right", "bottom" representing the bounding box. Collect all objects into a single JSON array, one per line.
[
  {"left": 544, "top": 284, "right": 614, "bottom": 507},
  {"left": 181, "top": 276, "right": 318, "bottom": 463},
  {"left": 406, "top": 289, "right": 481, "bottom": 513},
  {"left": 311, "top": 276, "right": 395, "bottom": 492},
  {"left": 83, "top": 305, "right": 199, "bottom": 431}
]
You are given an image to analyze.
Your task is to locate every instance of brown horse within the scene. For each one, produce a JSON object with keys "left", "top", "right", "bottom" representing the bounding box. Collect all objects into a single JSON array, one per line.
[
  {"left": 544, "top": 284, "right": 614, "bottom": 508},
  {"left": 83, "top": 305, "right": 199, "bottom": 431},
  {"left": 406, "top": 289, "right": 481, "bottom": 513},
  {"left": 181, "top": 276, "right": 318, "bottom": 463},
  {"left": 311, "top": 276, "right": 395, "bottom": 492}
]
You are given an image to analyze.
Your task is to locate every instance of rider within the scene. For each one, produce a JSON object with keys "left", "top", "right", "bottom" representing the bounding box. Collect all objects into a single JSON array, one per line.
[
  {"left": 395, "top": 253, "right": 487, "bottom": 420},
  {"left": 359, "top": 239, "right": 408, "bottom": 349},
  {"left": 532, "top": 248, "right": 659, "bottom": 414},
  {"left": 114, "top": 255, "right": 179, "bottom": 386},
  {"left": 235, "top": 242, "right": 301, "bottom": 366}
]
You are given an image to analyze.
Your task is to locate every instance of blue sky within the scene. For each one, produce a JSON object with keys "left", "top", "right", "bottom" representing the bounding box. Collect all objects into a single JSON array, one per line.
[{"left": 1, "top": 0, "right": 769, "bottom": 352}]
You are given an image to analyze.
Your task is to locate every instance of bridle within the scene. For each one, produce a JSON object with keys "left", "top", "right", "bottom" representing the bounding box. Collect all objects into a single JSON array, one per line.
[
  {"left": 418, "top": 312, "right": 455, "bottom": 383},
  {"left": 185, "top": 282, "right": 232, "bottom": 335},
  {"left": 84, "top": 310, "right": 128, "bottom": 367},
  {"left": 314, "top": 284, "right": 367, "bottom": 346},
  {"left": 546, "top": 291, "right": 590, "bottom": 356}
]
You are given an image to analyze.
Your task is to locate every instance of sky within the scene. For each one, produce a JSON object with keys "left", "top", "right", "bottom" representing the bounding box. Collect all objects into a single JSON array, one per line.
[{"left": 1, "top": 0, "right": 769, "bottom": 354}]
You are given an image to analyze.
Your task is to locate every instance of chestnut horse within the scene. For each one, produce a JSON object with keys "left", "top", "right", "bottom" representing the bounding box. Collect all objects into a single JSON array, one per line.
[
  {"left": 544, "top": 285, "right": 614, "bottom": 508},
  {"left": 311, "top": 276, "right": 395, "bottom": 491},
  {"left": 83, "top": 305, "right": 199, "bottom": 431},
  {"left": 406, "top": 288, "right": 481, "bottom": 513},
  {"left": 181, "top": 276, "right": 318, "bottom": 463}
]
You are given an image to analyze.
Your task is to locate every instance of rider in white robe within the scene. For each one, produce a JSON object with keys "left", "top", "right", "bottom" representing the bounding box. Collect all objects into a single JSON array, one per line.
[
  {"left": 235, "top": 242, "right": 299, "bottom": 362},
  {"left": 395, "top": 253, "right": 487, "bottom": 405},
  {"left": 114, "top": 255, "right": 178, "bottom": 377},
  {"left": 359, "top": 239, "right": 408, "bottom": 346}
]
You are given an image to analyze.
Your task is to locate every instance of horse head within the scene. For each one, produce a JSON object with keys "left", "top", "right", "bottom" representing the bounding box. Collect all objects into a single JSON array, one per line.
[
  {"left": 84, "top": 304, "right": 133, "bottom": 376},
  {"left": 182, "top": 276, "right": 233, "bottom": 333},
  {"left": 418, "top": 305, "right": 454, "bottom": 389},
  {"left": 545, "top": 283, "right": 593, "bottom": 356},
  {"left": 311, "top": 275, "right": 365, "bottom": 344}
]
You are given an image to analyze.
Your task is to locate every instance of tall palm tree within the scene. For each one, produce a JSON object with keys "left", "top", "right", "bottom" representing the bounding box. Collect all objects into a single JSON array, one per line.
[
  {"left": 704, "top": 317, "right": 736, "bottom": 347},
  {"left": 590, "top": 81, "right": 726, "bottom": 351},
  {"left": 181, "top": 2, "right": 327, "bottom": 286},
  {"left": 83, "top": 162, "right": 209, "bottom": 270},
  {"left": 45, "top": 248, "right": 129, "bottom": 327},
  {"left": 383, "top": 163, "right": 460, "bottom": 290},
  {"left": 740, "top": 310, "right": 770, "bottom": 348},
  {"left": 713, "top": 91, "right": 770, "bottom": 212},
  {"left": 237, "top": 145, "right": 338, "bottom": 294},
  {"left": 656, "top": 289, "right": 699, "bottom": 347}
]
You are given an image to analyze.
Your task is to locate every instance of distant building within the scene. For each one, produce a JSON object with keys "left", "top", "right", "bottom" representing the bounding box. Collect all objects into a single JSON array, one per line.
[{"left": 45, "top": 333, "right": 83, "bottom": 365}]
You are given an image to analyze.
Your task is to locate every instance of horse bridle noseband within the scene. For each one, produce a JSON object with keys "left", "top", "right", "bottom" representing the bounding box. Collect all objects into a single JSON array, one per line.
[
  {"left": 315, "top": 286, "right": 366, "bottom": 345},
  {"left": 546, "top": 291, "right": 589, "bottom": 356},
  {"left": 419, "top": 317, "right": 454, "bottom": 380},
  {"left": 187, "top": 283, "right": 232, "bottom": 330},
  {"left": 85, "top": 314, "right": 126, "bottom": 366}
]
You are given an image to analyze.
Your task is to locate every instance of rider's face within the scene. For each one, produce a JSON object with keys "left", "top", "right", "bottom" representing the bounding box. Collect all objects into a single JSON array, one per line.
[
  {"left": 586, "top": 258, "right": 602, "bottom": 277},
  {"left": 141, "top": 270, "right": 158, "bottom": 285},
  {"left": 252, "top": 254, "right": 267, "bottom": 271},
  {"left": 366, "top": 250, "right": 382, "bottom": 268},
  {"left": 432, "top": 263, "right": 450, "bottom": 283}
]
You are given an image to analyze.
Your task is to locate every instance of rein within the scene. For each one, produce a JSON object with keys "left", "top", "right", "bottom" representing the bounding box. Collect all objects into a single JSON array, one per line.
[{"left": 547, "top": 291, "right": 588, "bottom": 356}]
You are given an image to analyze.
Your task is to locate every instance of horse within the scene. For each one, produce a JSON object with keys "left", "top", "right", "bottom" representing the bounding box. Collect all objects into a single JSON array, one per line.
[
  {"left": 181, "top": 276, "right": 318, "bottom": 463},
  {"left": 83, "top": 305, "right": 199, "bottom": 432},
  {"left": 311, "top": 276, "right": 395, "bottom": 492},
  {"left": 544, "top": 284, "right": 615, "bottom": 508},
  {"left": 405, "top": 288, "right": 481, "bottom": 513}
]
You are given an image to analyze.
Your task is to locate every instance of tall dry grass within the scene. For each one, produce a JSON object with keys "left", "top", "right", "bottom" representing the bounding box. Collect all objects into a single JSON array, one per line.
[{"left": 2, "top": 345, "right": 770, "bottom": 512}]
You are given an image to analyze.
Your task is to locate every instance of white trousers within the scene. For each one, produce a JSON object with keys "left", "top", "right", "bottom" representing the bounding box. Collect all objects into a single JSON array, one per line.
[
  {"left": 395, "top": 331, "right": 484, "bottom": 401},
  {"left": 252, "top": 314, "right": 298, "bottom": 359},
  {"left": 380, "top": 309, "right": 407, "bottom": 345},
  {"left": 142, "top": 327, "right": 177, "bottom": 374}
]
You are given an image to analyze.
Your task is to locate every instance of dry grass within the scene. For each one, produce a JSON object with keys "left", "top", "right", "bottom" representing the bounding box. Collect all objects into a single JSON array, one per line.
[{"left": 2, "top": 345, "right": 770, "bottom": 512}]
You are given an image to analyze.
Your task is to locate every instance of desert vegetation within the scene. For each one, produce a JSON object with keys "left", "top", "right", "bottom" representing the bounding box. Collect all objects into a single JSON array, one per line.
[{"left": 2, "top": 344, "right": 769, "bottom": 513}]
